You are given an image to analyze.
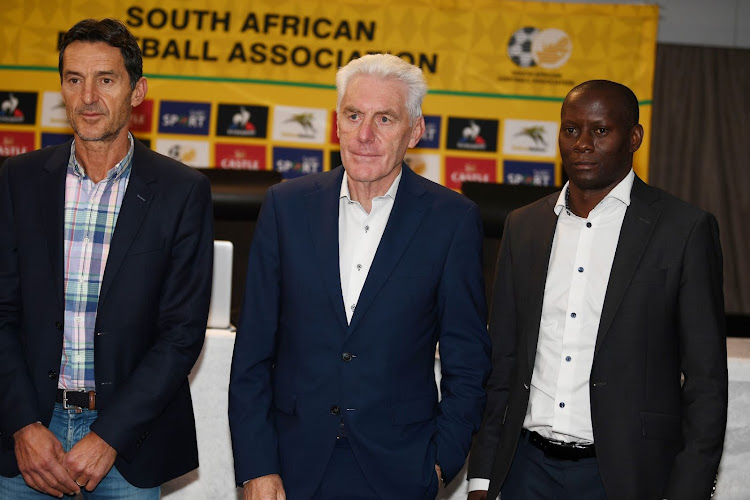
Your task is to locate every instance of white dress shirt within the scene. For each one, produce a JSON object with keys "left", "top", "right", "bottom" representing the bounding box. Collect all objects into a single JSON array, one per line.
[
  {"left": 339, "top": 170, "right": 401, "bottom": 324},
  {"left": 469, "top": 170, "right": 634, "bottom": 493}
]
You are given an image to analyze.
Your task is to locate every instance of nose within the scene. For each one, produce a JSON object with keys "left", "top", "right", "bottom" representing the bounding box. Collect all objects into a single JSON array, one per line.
[
  {"left": 573, "top": 132, "right": 593, "bottom": 153},
  {"left": 81, "top": 81, "right": 98, "bottom": 105},
  {"left": 357, "top": 119, "right": 375, "bottom": 142}
]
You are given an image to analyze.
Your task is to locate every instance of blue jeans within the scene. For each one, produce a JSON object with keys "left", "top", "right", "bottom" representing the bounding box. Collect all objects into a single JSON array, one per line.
[{"left": 0, "top": 403, "right": 160, "bottom": 499}]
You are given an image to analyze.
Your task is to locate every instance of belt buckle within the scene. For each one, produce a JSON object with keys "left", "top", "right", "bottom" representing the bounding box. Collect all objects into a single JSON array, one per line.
[{"left": 62, "top": 389, "right": 86, "bottom": 411}]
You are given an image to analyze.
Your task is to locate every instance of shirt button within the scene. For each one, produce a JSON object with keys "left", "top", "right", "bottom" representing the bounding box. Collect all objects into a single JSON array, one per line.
[
  {"left": 578, "top": 267, "right": 584, "bottom": 272},
  {"left": 559, "top": 402, "right": 565, "bottom": 408},
  {"left": 356, "top": 264, "right": 362, "bottom": 271},
  {"left": 48, "top": 371, "right": 57, "bottom": 379},
  {"left": 342, "top": 352, "right": 352, "bottom": 362},
  {"left": 55, "top": 321, "right": 63, "bottom": 330},
  {"left": 364, "top": 225, "right": 370, "bottom": 232},
  {"left": 570, "top": 312, "right": 577, "bottom": 318},
  {"left": 331, "top": 405, "right": 341, "bottom": 416},
  {"left": 565, "top": 356, "right": 572, "bottom": 362},
  {"left": 83, "top": 237, "right": 89, "bottom": 243},
  {"left": 586, "top": 222, "right": 592, "bottom": 228},
  {"left": 350, "top": 304, "right": 356, "bottom": 312}
]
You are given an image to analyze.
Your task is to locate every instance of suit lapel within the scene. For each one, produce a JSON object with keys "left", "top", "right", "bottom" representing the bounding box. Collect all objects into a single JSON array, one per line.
[
  {"left": 98, "top": 143, "right": 154, "bottom": 307},
  {"left": 525, "top": 196, "right": 559, "bottom": 374},
  {"left": 304, "top": 167, "right": 348, "bottom": 330},
  {"left": 594, "top": 177, "right": 660, "bottom": 356},
  {"left": 347, "top": 166, "right": 429, "bottom": 336},
  {"left": 39, "top": 142, "right": 72, "bottom": 308}
]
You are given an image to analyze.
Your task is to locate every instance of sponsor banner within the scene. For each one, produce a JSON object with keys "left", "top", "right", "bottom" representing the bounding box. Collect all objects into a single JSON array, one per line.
[
  {"left": 158, "top": 101, "right": 211, "bottom": 135},
  {"left": 444, "top": 156, "right": 497, "bottom": 190},
  {"left": 416, "top": 115, "right": 441, "bottom": 149},
  {"left": 0, "top": 91, "right": 38, "bottom": 125},
  {"left": 446, "top": 117, "right": 499, "bottom": 153},
  {"left": 129, "top": 99, "right": 154, "bottom": 133},
  {"left": 503, "top": 160, "right": 555, "bottom": 186},
  {"left": 155, "top": 138, "right": 210, "bottom": 167},
  {"left": 40, "top": 92, "right": 71, "bottom": 130},
  {"left": 273, "top": 146, "right": 323, "bottom": 179},
  {"left": 502, "top": 119, "right": 557, "bottom": 158},
  {"left": 272, "top": 105, "right": 327, "bottom": 144},
  {"left": 0, "top": 0, "right": 657, "bottom": 181},
  {"left": 215, "top": 143, "right": 266, "bottom": 170},
  {"left": 404, "top": 153, "right": 441, "bottom": 185},
  {"left": 0, "top": 1, "right": 657, "bottom": 99},
  {"left": 0, "top": 131, "right": 35, "bottom": 157},
  {"left": 216, "top": 104, "right": 268, "bottom": 138},
  {"left": 41, "top": 132, "right": 74, "bottom": 148}
]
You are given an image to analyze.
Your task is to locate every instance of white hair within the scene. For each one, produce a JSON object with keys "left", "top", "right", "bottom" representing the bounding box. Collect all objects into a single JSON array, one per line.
[{"left": 336, "top": 53, "right": 428, "bottom": 125}]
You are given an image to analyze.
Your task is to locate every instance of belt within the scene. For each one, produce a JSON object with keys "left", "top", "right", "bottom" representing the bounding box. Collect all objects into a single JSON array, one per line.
[
  {"left": 55, "top": 389, "right": 96, "bottom": 411},
  {"left": 523, "top": 429, "right": 596, "bottom": 460}
]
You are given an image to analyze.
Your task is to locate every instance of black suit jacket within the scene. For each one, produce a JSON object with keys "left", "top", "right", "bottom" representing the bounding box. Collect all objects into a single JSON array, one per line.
[
  {"left": 469, "top": 176, "right": 727, "bottom": 500},
  {"left": 0, "top": 139, "right": 213, "bottom": 487}
]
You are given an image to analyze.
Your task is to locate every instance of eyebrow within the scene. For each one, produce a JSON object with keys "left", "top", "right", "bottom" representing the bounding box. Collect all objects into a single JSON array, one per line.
[
  {"left": 342, "top": 105, "right": 400, "bottom": 118},
  {"left": 64, "top": 69, "right": 117, "bottom": 78}
]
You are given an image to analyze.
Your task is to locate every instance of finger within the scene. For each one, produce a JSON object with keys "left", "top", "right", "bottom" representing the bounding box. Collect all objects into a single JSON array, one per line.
[{"left": 23, "top": 470, "right": 67, "bottom": 498}]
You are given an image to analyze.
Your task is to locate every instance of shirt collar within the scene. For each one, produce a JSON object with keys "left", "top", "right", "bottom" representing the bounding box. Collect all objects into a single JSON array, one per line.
[
  {"left": 339, "top": 169, "right": 403, "bottom": 204},
  {"left": 68, "top": 133, "right": 135, "bottom": 181},
  {"left": 554, "top": 169, "right": 635, "bottom": 216}
]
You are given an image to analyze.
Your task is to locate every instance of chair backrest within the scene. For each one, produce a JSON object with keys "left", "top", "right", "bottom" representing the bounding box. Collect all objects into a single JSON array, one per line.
[
  {"left": 461, "top": 181, "right": 559, "bottom": 239},
  {"left": 207, "top": 240, "right": 233, "bottom": 329}
]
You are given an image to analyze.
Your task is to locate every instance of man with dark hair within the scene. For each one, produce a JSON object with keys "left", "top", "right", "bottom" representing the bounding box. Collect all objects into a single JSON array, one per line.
[
  {"left": 467, "top": 80, "right": 727, "bottom": 500},
  {"left": 0, "top": 18, "right": 213, "bottom": 498}
]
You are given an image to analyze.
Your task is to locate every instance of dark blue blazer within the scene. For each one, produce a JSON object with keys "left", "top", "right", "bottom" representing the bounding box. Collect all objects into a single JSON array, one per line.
[
  {"left": 0, "top": 139, "right": 213, "bottom": 487},
  {"left": 229, "top": 165, "right": 491, "bottom": 499}
]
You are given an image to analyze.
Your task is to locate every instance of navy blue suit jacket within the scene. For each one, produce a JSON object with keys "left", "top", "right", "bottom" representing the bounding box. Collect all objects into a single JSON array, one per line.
[
  {"left": 0, "top": 139, "right": 213, "bottom": 487},
  {"left": 229, "top": 165, "right": 491, "bottom": 499}
]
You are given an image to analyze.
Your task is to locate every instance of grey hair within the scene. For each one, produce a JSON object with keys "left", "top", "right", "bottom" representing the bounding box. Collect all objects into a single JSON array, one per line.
[{"left": 336, "top": 53, "right": 428, "bottom": 125}]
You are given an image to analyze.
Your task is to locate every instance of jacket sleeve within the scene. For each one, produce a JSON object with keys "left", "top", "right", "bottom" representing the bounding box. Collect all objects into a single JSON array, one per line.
[
  {"left": 467, "top": 209, "right": 519, "bottom": 481},
  {"left": 434, "top": 202, "right": 492, "bottom": 483},
  {"left": 0, "top": 161, "right": 42, "bottom": 446},
  {"left": 665, "top": 211, "right": 727, "bottom": 499},
  {"left": 228, "top": 187, "right": 283, "bottom": 485}
]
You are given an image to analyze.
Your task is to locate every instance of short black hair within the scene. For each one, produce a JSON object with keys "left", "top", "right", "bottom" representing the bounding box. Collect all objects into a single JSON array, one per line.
[
  {"left": 566, "top": 80, "right": 640, "bottom": 128},
  {"left": 59, "top": 18, "right": 142, "bottom": 90}
]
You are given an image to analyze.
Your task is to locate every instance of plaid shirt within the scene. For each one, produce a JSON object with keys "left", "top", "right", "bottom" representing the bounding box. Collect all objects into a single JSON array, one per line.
[{"left": 59, "top": 135, "right": 133, "bottom": 390}]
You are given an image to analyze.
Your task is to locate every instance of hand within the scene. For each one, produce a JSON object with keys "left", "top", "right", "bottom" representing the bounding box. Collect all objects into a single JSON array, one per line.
[
  {"left": 435, "top": 464, "right": 444, "bottom": 488},
  {"left": 13, "top": 422, "right": 79, "bottom": 498},
  {"left": 468, "top": 490, "right": 489, "bottom": 500},
  {"left": 243, "top": 474, "right": 286, "bottom": 500},
  {"left": 62, "top": 431, "right": 117, "bottom": 492}
]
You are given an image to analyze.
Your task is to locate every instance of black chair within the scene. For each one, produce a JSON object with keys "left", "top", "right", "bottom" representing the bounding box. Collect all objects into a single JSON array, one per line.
[
  {"left": 198, "top": 168, "right": 283, "bottom": 325},
  {"left": 461, "top": 181, "right": 559, "bottom": 307}
]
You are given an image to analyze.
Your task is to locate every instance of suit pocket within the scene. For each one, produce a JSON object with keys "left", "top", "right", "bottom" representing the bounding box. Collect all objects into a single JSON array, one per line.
[
  {"left": 640, "top": 411, "right": 681, "bottom": 441},
  {"left": 392, "top": 396, "right": 436, "bottom": 425}
]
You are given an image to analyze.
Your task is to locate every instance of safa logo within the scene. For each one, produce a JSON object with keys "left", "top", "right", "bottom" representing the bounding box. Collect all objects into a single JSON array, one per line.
[
  {"left": 158, "top": 101, "right": 211, "bottom": 135},
  {"left": 507, "top": 27, "right": 573, "bottom": 69}
]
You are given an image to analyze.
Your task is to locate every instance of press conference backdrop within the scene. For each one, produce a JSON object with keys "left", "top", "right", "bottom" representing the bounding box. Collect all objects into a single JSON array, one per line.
[{"left": 0, "top": 0, "right": 657, "bottom": 188}]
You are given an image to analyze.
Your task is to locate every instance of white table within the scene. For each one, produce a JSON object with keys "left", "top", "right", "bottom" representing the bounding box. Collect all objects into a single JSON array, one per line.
[{"left": 162, "top": 333, "right": 750, "bottom": 499}]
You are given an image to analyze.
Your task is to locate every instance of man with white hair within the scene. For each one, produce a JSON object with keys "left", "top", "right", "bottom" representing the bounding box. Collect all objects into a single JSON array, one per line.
[{"left": 229, "top": 53, "right": 491, "bottom": 500}]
